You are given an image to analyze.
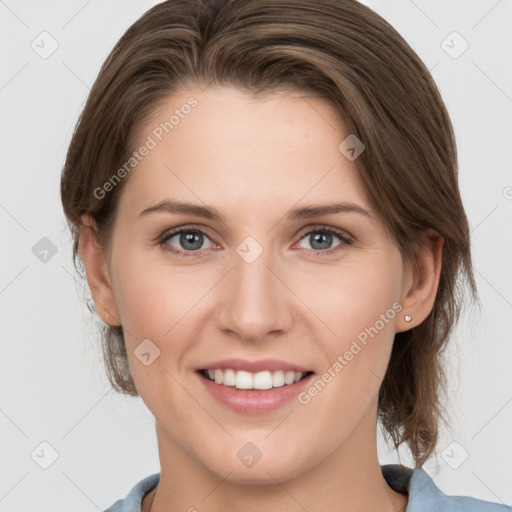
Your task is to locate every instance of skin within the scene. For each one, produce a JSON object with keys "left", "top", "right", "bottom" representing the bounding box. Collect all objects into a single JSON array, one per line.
[{"left": 80, "top": 85, "right": 443, "bottom": 512}]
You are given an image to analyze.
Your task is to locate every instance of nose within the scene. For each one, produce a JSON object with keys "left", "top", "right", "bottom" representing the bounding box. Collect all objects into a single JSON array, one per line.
[{"left": 214, "top": 246, "right": 295, "bottom": 343}]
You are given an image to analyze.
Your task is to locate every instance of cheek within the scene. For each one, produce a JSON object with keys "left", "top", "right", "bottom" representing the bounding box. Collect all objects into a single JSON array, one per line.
[
  {"left": 304, "top": 252, "right": 403, "bottom": 342},
  {"left": 110, "top": 246, "right": 205, "bottom": 341},
  {"left": 301, "top": 249, "right": 403, "bottom": 395}
]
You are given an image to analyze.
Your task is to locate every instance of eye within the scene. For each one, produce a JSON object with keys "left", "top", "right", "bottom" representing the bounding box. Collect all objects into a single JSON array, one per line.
[
  {"left": 159, "top": 226, "right": 216, "bottom": 257},
  {"left": 295, "top": 226, "right": 352, "bottom": 255},
  {"left": 158, "top": 225, "right": 353, "bottom": 258}
]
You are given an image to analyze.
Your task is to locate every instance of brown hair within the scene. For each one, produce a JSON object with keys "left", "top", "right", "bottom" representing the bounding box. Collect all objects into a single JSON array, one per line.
[{"left": 60, "top": 0, "right": 478, "bottom": 468}]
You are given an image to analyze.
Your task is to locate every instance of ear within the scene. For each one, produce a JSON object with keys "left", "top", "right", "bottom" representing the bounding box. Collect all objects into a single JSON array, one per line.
[
  {"left": 395, "top": 228, "right": 444, "bottom": 333},
  {"left": 79, "top": 215, "right": 120, "bottom": 326}
]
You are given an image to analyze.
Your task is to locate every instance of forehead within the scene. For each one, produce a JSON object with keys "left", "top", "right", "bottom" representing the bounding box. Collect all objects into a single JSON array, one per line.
[{"left": 120, "top": 85, "right": 373, "bottom": 217}]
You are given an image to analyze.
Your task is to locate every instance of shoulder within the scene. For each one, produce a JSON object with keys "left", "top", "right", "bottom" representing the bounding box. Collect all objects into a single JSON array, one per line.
[
  {"left": 382, "top": 464, "right": 511, "bottom": 512},
  {"left": 103, "top": 473, "right": 160, "bottom": 512},
  {"left": 105, "top": 468, "right": 511, "bottom": 512}
]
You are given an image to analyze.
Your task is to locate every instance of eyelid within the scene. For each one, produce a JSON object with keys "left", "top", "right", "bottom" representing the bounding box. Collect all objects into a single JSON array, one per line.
[
  {"left": 157, "top": 223, "right": 354, "bottom": 256},
  {"left": 297, "top": 224, "right": 352, "bottom": 241},
  {"left": 156, "top": 223, "right": 217, "bottom": 243}
]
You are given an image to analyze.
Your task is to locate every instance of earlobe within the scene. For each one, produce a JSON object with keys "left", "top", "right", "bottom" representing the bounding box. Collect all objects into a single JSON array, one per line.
[
  {"left": 79, "top": 215, "right": 121, "bottom": 326},
  {"left": 396, "top": 229, "right": 443, "bottom": 333}
]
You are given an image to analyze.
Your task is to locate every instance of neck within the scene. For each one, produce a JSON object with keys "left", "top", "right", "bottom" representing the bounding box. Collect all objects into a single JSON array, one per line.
[{"left": 144, "top": 404, "right": 408, "bottom": 512}]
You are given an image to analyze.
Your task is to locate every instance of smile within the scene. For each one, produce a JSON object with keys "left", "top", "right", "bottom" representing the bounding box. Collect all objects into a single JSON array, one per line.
[
  {"left": 199, "top": 368, "right": 314, "bottom": 390},
  {"left": 196, "top": 368, "right": 316, "bottom": 414}
]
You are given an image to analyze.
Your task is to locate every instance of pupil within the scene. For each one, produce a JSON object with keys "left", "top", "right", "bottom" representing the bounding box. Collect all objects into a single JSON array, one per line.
[
  {"left": 181, "top": 232, "right": 202, "bottom": 250},
  {"left": 311, "top": 232, "right": 331, "bottom": 250}
]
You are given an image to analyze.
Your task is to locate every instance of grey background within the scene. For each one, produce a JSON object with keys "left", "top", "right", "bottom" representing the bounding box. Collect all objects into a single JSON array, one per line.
[{"left": 1, "top": 0, "right": 511, "bottom": 509}]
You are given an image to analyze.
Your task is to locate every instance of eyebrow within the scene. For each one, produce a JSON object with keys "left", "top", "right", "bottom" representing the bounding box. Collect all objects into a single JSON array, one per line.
[{"left": 138, "top": 199, "right": 374, "bottom": 222}]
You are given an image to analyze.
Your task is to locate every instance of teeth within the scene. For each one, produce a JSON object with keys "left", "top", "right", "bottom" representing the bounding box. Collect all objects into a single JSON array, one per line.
[
  {"left": 285, "top": 371, "right": 296, "bottom": 385},
  {"left": 223, "top": 368, "right": 236, "bottom": 386},
  {"left": 202, "top": 369, "right": 308, "bottom": 389}
]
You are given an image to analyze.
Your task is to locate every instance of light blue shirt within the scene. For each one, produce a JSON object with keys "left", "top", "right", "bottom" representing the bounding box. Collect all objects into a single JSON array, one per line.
[{"left": 104, "top": 464, "right": 511, "bottom": 511}]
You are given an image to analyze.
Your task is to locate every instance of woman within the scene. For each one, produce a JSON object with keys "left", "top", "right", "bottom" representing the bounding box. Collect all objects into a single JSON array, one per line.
[{"left": 60, "top": 0, "right": 511, "bottom": 511}]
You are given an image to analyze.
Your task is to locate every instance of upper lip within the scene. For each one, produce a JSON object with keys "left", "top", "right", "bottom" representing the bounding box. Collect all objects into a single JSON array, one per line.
[{"left": 197, "top": 358, "right": 313, "bottom": 373}]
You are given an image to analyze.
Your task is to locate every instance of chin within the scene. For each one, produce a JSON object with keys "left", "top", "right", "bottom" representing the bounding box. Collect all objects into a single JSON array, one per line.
[{"left": 201, "top": 450, "right": 310, "bottom": 486}]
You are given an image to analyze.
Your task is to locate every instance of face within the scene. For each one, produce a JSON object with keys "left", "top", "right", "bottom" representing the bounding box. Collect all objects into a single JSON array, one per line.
[{"left": 93, "top": 85, "right": 419, "bottom": 484}]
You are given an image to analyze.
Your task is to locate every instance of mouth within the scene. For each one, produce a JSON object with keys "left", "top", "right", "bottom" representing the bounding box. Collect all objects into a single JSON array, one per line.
[
  {"left": 194, "top": 358, "right": 316, "bottom": 413},
  {"left": 197, "top": 368, "right": 315, "bottom": 390}
]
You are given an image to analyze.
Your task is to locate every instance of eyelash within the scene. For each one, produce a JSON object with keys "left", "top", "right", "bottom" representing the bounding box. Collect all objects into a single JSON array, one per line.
[{"left": 157, "top": 224, "right": 353, "bottom": 258}]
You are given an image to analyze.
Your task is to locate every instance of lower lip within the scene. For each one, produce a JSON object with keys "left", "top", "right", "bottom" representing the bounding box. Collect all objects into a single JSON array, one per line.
[{"left": 197, "top": 371, "right": 315, "bottom": 414}]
